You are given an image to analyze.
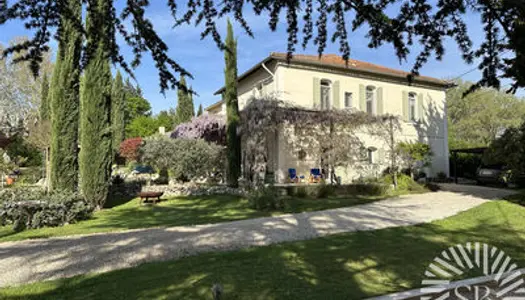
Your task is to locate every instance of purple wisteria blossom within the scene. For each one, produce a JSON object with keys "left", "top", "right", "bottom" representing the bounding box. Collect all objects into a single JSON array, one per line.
[{"left": 171, "top": 114, "right": 226, "bottom": 145}]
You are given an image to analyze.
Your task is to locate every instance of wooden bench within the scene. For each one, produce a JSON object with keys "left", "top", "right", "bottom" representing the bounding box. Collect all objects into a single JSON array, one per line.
[{"left": 138, "top": 192, "right": 164, "bottom": 205}]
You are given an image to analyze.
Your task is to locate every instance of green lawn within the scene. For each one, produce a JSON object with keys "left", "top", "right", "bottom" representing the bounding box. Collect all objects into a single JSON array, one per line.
[
  {"left": 0, "top": 193, "right": 387, "bottom": 243},
  {"left": 2, "top": 200, "right": 525, "bottom": 299}
]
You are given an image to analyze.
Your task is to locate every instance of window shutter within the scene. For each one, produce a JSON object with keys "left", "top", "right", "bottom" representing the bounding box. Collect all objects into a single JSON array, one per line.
[
  {"left": 332, "top": 80, "right": 340, "bottom": 109},
  {"left": 418, "top": 93, "right": 424, "bottom": 122},
  {"left": 377, "top": 148, "right": 385, "bottom": 164},
  {"left": 376, "top": 87, "right": 384, "bottom": 115},
  {"left": 402, "top": 91, "right": 409, "bottom": 122},
  {"left": 359, "top": 84, "right": 366, "bottom": 111},
  {"left": 313, "top": 77, "right": 320, "bottom": 109}
]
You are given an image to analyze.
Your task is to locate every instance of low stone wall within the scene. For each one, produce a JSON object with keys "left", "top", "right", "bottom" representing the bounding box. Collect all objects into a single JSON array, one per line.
[{"left": 141, "top": 183, "right": 245, "bottom": 197}]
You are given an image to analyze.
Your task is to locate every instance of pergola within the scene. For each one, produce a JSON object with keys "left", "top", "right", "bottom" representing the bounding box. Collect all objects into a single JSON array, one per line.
[{"left": 450, "top": 147, "right": 488, "bottom": 184}]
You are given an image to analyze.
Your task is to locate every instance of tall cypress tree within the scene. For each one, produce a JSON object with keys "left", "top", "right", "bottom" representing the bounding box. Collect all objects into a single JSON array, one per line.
[
  {"left": 189, "top": 86, "right": 195, "bottom": 117},
  {"left": 197, "top": 104, "right": 203, "bottom": 116},
  {"left": 39, "top": 73, "right": 50, "bottom": 121},
  {"left": 49, "top": 0, "right": 82, "bottom": 192},
  {"left": 79, "top": 0, "right": 113, "bottom": 208},
  {"left": 111, "top": 71, "right": 126, "bottom": 153},
  {"left": 175, "top": 76, "right": 194, "bottom": 124},
  {"left": 224, "top": 20, "right": 241, "bottom": 187}
]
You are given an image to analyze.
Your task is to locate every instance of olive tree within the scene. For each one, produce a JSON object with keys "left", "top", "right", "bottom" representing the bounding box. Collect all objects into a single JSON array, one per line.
[{"left": 141, "top": 136, "right": 224, "bottom": 183}]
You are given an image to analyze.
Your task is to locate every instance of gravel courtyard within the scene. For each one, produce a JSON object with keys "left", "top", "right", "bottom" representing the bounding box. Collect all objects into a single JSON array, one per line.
[{"left": 0, "top": 186, "right": 512, "bottom": 288}]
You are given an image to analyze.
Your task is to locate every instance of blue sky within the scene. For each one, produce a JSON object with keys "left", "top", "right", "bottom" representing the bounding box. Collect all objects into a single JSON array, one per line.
[{"left": 1, "top": 2, "right": 522, "bottom": 114}]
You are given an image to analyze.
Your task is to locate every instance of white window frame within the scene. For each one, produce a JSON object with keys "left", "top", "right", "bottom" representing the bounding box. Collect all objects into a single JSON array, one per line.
[
  {"left": 320, "top": 79, "right": 332, "bottom": 110},
  {"left": 408, "top": 92, "right": 417, "bottom": 122},
  {"left": 344, "top": 92, "right": 353, "bottom": 108},
  {"left": 366, "top": 86, "right": 376, "bottom": 115}
]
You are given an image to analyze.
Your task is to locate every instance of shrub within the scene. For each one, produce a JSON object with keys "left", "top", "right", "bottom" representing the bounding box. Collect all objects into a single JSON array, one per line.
[
  {"left": 352, "top": 183, "right": 389, "bottom": 195},
  {"left": 425, "top": 182, "right": 441, "bottom": 192},
  {"left": 397, "top": 141, "right": 433, "bottom": 177},
  {"left": 382, "top": 173, "right": 426, "bottom": 192},
  {"left": 5, "top": 135, "right": 43, "bottom": 167},
  {"left": 119, "top": 137, "right": 143, "bottom": 162},
  {"left": 141, "top": 135, "right": 175, "bottom": 176},
  {"left": 316, "top": 184, "right": 336, "bottom": 198},
  {"left": 142, "top": 136, "right": 224, "bottom": 182},
  {"left": 296, "top": 187, "right": 308, "bottom": 198},
  {"left": 0, "top": 190, "right": 94, "bottom": 232},
  {"left": 283, "top": 183, "right": 389, "bottom": 198},
  {"left": 436, "top": 171, "right": 448, "bottom": 180},
  {"left": 248, "top": 184, "right": 283, "bottom": 211},
  {"left": 0, "top": 187, "right": 46, "bottom": 203}
]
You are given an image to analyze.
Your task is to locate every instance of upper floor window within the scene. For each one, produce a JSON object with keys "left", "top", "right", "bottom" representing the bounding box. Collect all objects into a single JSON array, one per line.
[
  {"left": 408, "top": 92, "right": 417, "bottom": 121},
  {"left": 344, "top": 92, "right": 353, "bottom": 108},
  {"left": 366, "top": 86, "right": 376, "bottom": 115},
  {"left": 320, "top": 80, "right": 331, "bottom": 110}
]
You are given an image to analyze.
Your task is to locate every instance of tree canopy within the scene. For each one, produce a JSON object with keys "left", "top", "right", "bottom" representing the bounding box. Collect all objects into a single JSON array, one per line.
[
  {"left": 112, "top": 71, "right": 126, "bottom": 151},
  {"left": 125, "top": 96, "right": 152, "bottom": 124},
  {"left": 0, "top": 37, "right": 53, "bottom": 136},
  {"left": 2, "top": 0, "right": 523, "bottom": 93},
  {"left": 175, "top": 76, "right": 194, "bottom": 125},
  {"left": 447, "top": 80, "right": 525, "bottom": 149}
]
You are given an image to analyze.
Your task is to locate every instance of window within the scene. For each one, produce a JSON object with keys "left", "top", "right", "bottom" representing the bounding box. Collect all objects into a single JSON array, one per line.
[
  {"left": 366, "top": 86, "right": 376, "bottom": 115},
  {"left": 367, "top": 147, "right": 377, "bottom": 164},
  {"left": 298, "top": 149, "right": 307, "bottom": 161},
  {"left": 344, "top": 92, "right": 353, "bottom": 108},
  {"left": 320, "top": 80, "right": 331, "bottom": 110},
  {"left": 408, "top": 92, "right": 417, "bottom": 121}
]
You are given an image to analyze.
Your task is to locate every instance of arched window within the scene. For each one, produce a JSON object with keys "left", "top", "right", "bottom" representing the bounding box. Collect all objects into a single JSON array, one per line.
[
  {"left": 408, "top": 92, "right": 417, "bottom": 121},
  {"left": 320, "top": 79, "right": 331, "bottom": 110},
  {"left": 366, "top": 86, "right": 376, "bottom": 115}
]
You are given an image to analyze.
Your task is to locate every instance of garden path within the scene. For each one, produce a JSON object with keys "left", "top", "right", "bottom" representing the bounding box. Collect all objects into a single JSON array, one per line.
[{"left": 0, "top": 185, "right": 513, "bottom": 287}]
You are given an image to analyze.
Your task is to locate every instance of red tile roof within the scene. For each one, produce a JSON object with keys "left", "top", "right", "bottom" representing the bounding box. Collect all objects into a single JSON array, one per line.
[
  {"left": 269, "top": 52, "right": 447, "bottom": 86},
  {"left": 209, "top": 52, "right": 450, "bottom": 109}
]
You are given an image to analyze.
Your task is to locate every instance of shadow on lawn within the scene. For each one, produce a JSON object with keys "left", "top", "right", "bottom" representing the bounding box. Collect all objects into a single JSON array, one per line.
[
  {"left": 84, "top": 194, "right": 390, "bottom": 232},
  {"left": 0, "top": 192, "right": 390, "bottom": 243},
  {"left": 2, "top": 202, "right": 525, "bottom": 300}
]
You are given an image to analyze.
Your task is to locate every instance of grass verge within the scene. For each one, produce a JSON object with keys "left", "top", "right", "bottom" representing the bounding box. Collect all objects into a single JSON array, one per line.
[
  {"left": 1, "top": 200, "right": 524, "bottom": 299},
  {"left": 0, "top": 192, "right": 394, "bottom": 243}
]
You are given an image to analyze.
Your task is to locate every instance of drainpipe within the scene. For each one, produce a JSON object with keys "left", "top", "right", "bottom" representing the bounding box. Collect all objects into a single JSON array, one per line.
[{"left": 261, "top": 62, "right": 277, "bottom": 93}]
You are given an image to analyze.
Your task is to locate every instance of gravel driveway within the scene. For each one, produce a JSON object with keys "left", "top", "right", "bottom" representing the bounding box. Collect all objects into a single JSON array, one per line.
[{"left": 0, "top": 189, "right": 507, "bottom": 288}]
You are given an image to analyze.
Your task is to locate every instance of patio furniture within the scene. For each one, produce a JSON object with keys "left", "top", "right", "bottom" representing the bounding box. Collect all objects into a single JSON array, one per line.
[
  {"left": 138, "top": 191, "right": 164, "bottom": 205},
  {"left": 309, "top": 168, "right": 322, "bottom": 183},
  {"left": 288, "top": 168, "right": 299, "bottom": 183}
]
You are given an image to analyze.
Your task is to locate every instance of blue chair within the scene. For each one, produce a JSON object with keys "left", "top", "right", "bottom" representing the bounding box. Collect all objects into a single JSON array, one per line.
[
  {"left": 288, "top": 168, "right": 299, "bottom": 183},
  {"left": 310, "top": 168, "right": 322, "bottom": 183}
]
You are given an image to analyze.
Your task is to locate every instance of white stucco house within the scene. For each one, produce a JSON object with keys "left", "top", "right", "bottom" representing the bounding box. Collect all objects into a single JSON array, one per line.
[{"left": 206, "top": 52, "right": 451, "bottom": 183}]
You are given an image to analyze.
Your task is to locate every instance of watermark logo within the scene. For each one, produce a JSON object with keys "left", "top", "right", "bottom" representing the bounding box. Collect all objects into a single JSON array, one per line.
[{"left": 421, "top": 242, "right": 525, "bottom": 299}]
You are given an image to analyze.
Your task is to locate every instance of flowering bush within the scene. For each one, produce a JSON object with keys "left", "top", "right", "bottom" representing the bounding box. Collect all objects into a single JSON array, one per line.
[
  {"left": 171, "top": 114, "right": 226, "bottom": 145},
  {"left": 119, "top": 137, "right": 143, "bottom": 161}
]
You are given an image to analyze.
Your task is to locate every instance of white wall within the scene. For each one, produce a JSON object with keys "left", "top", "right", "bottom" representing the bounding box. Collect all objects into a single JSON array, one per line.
[
  {"left": 275, "top": 63, "right": 449, "bottom": 181},
  {"left": 212, "top": 60, "right": 450, "bottom": 182}
]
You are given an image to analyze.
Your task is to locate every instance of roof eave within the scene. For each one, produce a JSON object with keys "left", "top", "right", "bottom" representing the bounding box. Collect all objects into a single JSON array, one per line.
[
  {"left": 213, "top": 53, "right": 451, "bottom": 96},
  {"left": 275, "top": 58, "right": 450, "bottom": 88},
  {"left": 213, "top": 56, "right": 274, "bottom": 95}
]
